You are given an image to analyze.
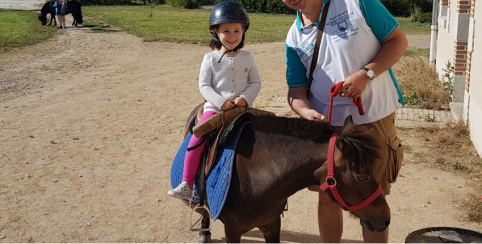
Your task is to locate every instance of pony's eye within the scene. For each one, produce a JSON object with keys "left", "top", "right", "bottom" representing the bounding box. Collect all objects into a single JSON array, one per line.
[{"left": 355, "top": 175, "right": 369, "bottom": 182}]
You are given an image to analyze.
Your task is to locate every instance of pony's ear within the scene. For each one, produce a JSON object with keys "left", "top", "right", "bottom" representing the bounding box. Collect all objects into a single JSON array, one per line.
[
  {"left": 343, "top": 115, "right": 354, "bottom": 128},
  {"left": 336, "top": 137, "right": 350, "bottom": 155}
]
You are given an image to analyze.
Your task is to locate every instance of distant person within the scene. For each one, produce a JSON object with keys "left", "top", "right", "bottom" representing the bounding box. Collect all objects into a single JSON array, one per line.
[
  {"left": 167, "top": 1, "right": 261, "bottom": 199},
  {"left": 281, "top": 0, "right": 408, "bottom": 242},
  {"left": 56, "top": 0, "right": 68, "bottom": 29}
]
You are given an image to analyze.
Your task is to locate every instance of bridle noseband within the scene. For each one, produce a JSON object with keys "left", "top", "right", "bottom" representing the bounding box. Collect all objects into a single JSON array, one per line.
[{"left": 319, "top": 133, "right": 382, "bottom": 211}]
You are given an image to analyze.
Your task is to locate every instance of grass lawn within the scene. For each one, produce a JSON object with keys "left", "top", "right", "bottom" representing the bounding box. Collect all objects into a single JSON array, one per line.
[
  {"left": 82, "top": 5, "right": 430, "bottom": 44},
  {"left": 82, "top": 5, "right": 294, "bottom": 43},
  {"left": 0, "top": 5, "right": 430, "bottom": 51},
  {"left": 0, "top": 9, "right": 57, "bottom": 52}
]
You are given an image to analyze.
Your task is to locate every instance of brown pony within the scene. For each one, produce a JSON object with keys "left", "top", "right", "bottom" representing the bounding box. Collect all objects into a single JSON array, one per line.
[{"left": 181, "top": 106, "right": 390, "bottom": 243}]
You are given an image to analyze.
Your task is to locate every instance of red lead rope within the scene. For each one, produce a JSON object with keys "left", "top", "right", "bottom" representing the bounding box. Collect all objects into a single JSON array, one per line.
[
  {"left": 327, "top": 82, "right": 365, "bottom": 123},
  {"left": 320, "top": 133, "right": 382, "bottom": 212}
]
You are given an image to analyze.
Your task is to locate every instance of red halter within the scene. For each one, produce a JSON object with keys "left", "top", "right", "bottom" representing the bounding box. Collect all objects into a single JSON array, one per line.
[
  {"left": 320, "top": 133, "right": 382, "bottom": 211},
  {"left": 328, "top": 82, "right": 365, "bottom": 123}
]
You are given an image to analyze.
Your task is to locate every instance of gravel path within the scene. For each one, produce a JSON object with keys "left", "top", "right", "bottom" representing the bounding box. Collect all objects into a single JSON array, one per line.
[{"left": 0, "top": 0, "right": 44, "bottom": 10}]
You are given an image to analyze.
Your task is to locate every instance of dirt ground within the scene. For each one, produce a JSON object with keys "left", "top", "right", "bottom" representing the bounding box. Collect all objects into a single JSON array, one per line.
[{"left": 0, "top": 10, "right": 481, "bottom": 242}]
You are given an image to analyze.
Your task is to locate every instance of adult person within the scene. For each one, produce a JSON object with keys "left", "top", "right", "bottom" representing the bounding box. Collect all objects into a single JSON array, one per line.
[
  {"left": 56, "top": 0, "right": 68, "bottom": 29},
  {"left": 281, "top": 0, "right": 407, "bottom": 242}
]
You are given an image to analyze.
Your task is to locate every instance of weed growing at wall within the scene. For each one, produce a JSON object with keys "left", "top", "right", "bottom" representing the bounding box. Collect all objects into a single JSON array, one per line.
[{"left": 442, "top": 61, "right": 454, "bottom": 97}]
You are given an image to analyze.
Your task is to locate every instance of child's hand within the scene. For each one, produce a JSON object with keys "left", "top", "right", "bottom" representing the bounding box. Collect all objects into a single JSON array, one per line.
[
  {"left": 221, "top": 99, "right": 235, "bottom": 111},
  {"left": 233, "top": 97, "right": 247, "bottom": 107}
]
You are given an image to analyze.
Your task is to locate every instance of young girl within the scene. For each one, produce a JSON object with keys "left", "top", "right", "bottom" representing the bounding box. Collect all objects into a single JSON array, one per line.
[{"left": 168, "top": 1, "right": 261, "bottom": 200}]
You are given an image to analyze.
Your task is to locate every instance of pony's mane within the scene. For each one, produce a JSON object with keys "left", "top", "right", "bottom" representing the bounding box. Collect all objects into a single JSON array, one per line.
[
  {"left": 249, "top": 115, "right": 380, "bottom": 173},
  {"left": 336, "top": 124, "right": 380, "bottom": 173},
  {"left": 250, "top": 116, "right": 333, "bottom": 143}
]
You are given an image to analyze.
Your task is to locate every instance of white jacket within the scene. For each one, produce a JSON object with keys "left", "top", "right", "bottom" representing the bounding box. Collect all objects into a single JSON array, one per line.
[{"left": 199, "top": 50, "right": 261, "bottom": 113}]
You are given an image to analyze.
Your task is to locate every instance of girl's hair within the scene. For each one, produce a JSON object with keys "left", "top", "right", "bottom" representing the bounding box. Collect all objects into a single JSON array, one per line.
[{"left": 209, "top": 23, "right": 248, "bottom": 50}]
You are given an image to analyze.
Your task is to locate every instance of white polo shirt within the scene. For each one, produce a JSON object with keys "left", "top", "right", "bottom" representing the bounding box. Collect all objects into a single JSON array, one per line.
[
  {"left": 199, "top": 50, "right": 261, "bottom": 113},
  {"left": 285, "top": 0, "right": 405, "bottom": 126}
]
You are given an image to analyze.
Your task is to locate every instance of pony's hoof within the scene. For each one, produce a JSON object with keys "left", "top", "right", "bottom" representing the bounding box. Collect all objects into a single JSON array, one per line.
[{"left": 199, "top": 234, "right": 211, "bottom": 243}]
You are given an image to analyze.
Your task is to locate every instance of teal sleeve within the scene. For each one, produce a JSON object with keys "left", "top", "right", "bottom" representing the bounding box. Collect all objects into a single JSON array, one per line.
[
  {"left": 389, "top": 68, "right": 406, "bottom": 105},
  {"left": 359, "top": 0, "right": 399, "bottom": 42},
  {"left": 286, "top": 44, "right": 308, "bottom": 88}
]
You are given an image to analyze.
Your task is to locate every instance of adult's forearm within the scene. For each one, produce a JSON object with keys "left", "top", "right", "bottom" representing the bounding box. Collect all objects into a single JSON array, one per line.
[
  {"left": 365, "top": 27, "right": 408, "bottom": 77},
  {"left": 288, "top": 87, "right": 326, "bottom": 121},
  {"left": 288, "top": 87, "right": 309, "bottom": 113}
]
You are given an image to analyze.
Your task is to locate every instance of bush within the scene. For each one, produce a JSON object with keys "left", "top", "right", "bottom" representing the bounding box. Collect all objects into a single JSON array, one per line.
[
  {"left": 166, "top": 0, "right": 197, "bottom": 8},
  {"left": 380, "top": 0, "right": 411, "bottom": 17},
  {"left": 212, "top": 0, "right": 294, "bottom": 14},
  {"left": 379, "top": 0, "right": 433, "bottom": 17},
  {"left": 196, "top": 0, "right": 214, "bottom": 4},
  {"left": 78, "top": 0, "right": 133, "bottom": 5},
  {"left": 411, "top": 12, "right": 432, "bottom": 23}
]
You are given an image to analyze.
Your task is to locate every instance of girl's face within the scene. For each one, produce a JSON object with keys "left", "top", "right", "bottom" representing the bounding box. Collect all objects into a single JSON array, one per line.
[{"left": 214, "top": 22, "right": 244, "bottom": 53}]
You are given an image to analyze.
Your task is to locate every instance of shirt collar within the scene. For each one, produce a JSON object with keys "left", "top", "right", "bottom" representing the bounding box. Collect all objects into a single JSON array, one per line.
[{"left": 296, "top": 0, "right": 331, "bottom": 32}]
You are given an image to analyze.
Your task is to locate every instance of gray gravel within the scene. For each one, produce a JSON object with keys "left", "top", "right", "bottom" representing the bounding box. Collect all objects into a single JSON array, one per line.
[{"left": 0, "top": 0, "right": 45, "bottom": 10}]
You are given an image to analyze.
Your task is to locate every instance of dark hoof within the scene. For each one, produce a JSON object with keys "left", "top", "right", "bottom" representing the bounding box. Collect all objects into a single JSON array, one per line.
[{"left": 199, "top": 234, "right": 211, "bottom": 243}]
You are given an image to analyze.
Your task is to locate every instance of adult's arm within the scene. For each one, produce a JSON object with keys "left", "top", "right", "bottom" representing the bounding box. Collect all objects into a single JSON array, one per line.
[
  {"left": 341, "top": 27, "right": 408, "bottom": 99},
  {"left": 288, "top": 87, "right": 326, "bottom": 122}
]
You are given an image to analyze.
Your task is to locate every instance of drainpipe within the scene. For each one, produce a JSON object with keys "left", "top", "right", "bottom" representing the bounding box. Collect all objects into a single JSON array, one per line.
[{"left": 429, "top": 0, "right": 439, "bottom": 65}]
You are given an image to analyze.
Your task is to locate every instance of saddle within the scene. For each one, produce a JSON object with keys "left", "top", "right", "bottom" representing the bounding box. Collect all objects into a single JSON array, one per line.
[
  {"left": 187, "top": 106, "right": 275, "bottom": 177},
  {"left": 192, "top": 107, "right": 272, "bottom": 176}
]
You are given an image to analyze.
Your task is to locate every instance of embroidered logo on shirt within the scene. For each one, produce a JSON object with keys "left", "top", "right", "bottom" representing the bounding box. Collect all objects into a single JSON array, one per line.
[
  {"left": 295, "top": 42, "right": 314, "bottom": 64},
  {"left": 327, "top": 11, "right": 359, "bottom": 42}
]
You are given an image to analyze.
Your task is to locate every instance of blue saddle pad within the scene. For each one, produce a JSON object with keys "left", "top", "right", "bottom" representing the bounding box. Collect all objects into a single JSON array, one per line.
[
  {"left": 170, "top": 122, "right": 248, "bottom": 221},
  {"left": 170, "top": 132, "right": 200, "bottom": 204}
]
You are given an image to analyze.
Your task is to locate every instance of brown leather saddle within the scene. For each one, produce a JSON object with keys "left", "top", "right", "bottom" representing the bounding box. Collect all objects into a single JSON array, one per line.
[{"left": 186, "top": 105, "right": 275, "bottom": 178}]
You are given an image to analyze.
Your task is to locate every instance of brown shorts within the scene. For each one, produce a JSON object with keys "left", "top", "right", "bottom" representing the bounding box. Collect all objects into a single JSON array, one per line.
[{"left": 331, "top": 112, "right": 404, "bottom": 195}]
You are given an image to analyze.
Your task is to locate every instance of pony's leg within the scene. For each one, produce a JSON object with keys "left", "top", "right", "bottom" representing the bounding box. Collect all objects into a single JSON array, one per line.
[
  {"left": 199, "top": 211, "right": 212, "bottom": 243},
  {"left": 223, "top": 224, "right": 243, "bottom": 243},
  {"left": 259, "top": 217, "right": 281, "bottom": 243}
]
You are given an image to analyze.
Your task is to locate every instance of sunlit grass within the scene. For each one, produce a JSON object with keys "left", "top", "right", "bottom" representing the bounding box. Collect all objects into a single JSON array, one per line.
[
  {"left": 396, "top": 17, "right": 431, "bottom": 35},
  {"left": 0, "top": 9, "right": 57, "bottom": 52},
  {"left": 82, "top": 6, "right": 430, "bottom": 44},
  {"left": 82, "top": 5, "right": 294, "bottom": 43}
]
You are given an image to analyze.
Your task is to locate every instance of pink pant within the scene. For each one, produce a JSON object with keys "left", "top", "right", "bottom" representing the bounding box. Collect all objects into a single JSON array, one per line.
[{"left": 182, "top": 111, "right": 217, "bottom": 188}]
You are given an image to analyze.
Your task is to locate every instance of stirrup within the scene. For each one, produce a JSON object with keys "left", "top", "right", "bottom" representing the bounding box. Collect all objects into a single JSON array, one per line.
[{"left": 190, "top": 204, "right": 211, "bottom": 232}]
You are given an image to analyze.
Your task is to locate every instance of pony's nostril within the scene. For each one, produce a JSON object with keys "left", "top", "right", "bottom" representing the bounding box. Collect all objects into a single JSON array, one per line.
[{"left": 385, "top": 217, "right": 391, "bottom": 227}]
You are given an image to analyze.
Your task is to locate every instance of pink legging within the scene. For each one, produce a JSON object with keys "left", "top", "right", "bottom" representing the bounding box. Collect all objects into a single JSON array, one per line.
[{"left": 182, "top": 111, "right": 217, "bottom": 188}]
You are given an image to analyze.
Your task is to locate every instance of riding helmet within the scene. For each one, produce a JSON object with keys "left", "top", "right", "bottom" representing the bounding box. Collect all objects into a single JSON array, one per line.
[
  {"left": 209, "top": 1, "right": 250, "bottom": 31},
  {"left": 209, "top": 1, "right": 250, "bottom": 48}
]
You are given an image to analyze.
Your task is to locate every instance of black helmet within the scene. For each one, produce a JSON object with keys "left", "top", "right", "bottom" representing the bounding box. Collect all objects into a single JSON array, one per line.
[{"left": 209, "top": 1, "right": 250, "bottom": 32}]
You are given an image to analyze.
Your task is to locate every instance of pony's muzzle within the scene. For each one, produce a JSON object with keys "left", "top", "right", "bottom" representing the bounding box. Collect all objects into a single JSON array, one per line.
[
  {"left": 355, "top": 194, "right": 391, "bottom": 232},
  {"left": 360, "top": 216, "right": 390, "bottom": 232}
]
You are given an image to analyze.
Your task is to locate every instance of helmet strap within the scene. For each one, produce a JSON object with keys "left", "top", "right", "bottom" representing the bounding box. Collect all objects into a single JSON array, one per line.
[{"left": 211, "top": 31, "right": 245, "bottom": 63}]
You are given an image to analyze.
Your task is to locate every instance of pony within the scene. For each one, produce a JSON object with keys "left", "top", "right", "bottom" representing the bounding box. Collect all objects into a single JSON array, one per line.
[
  {"left": 38, "top": 0, "right": 83, "bottom": 27},
  {"left": 181, "top": 106, "right": 391, "bottom": 243}
]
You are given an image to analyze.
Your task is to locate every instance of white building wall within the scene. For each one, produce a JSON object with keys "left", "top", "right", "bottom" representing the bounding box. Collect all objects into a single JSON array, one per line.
[
  {"left": 436, "top": 5, "right": 455, "bottom": 82},
  {"left": 469, "top": 0, "right": 482, "bottom": 156}
]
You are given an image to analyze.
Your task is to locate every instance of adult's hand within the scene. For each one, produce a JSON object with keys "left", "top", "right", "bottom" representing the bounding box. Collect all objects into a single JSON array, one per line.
[
  {"left": 341, "top": 27, "right": 408, "bottom": 99},
  {"left": 340, "top": 70, "right": 370, "bottom": 99},
  {"left": 288, "top": 87, "right": 327, "bottom": 122}
]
